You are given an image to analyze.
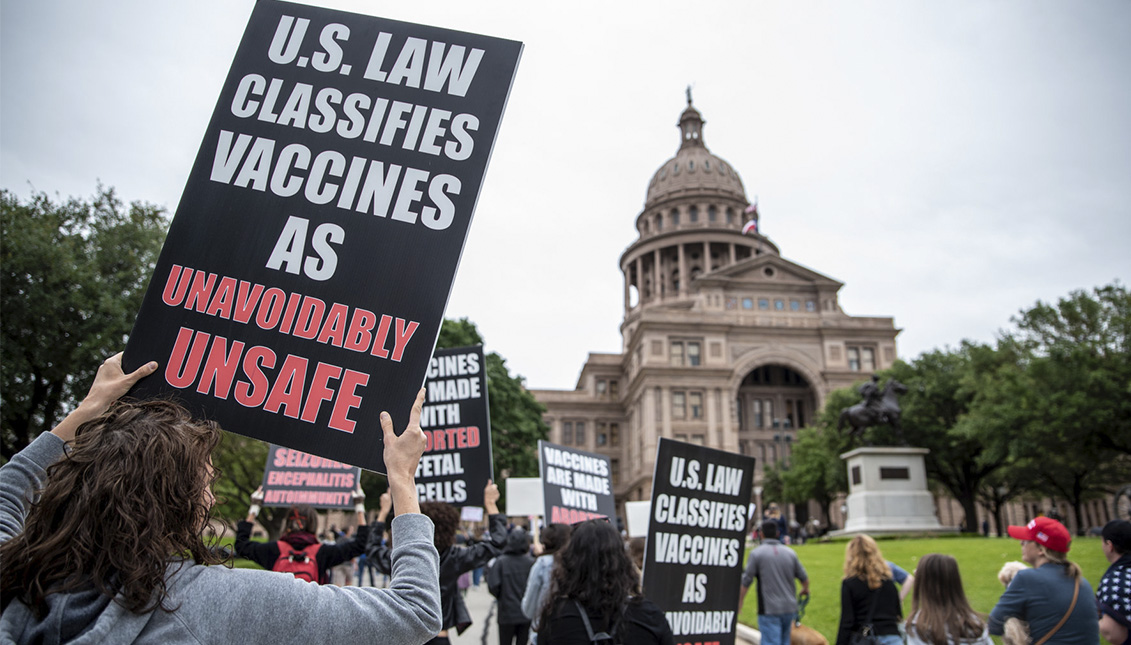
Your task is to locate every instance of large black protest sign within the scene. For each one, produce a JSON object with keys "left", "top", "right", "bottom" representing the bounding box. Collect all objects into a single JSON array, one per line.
[
  {"left": 538, "top": 441, "right": 616, "bottom": 525},
  {"left": 121, "top": 1, "right": 522, "bottom": 473},
  {"left": 643, "top": 438, "right": 755, "bottom": 645},
  {"left": 416, "top": 345, "right": 492, "bottom": 506},
  {"left": 261, "top": 444, "right": 360, "bottom": 509}
]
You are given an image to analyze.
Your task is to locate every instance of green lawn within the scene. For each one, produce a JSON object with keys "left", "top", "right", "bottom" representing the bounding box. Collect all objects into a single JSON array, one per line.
[{"left": 738, "top": 535, "right": 1111, "bottom": 641}]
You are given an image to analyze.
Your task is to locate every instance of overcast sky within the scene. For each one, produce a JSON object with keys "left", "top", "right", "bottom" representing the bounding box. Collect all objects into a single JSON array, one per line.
[{"left": 3, "top": 1, "right": 1128, "bottom": 391}]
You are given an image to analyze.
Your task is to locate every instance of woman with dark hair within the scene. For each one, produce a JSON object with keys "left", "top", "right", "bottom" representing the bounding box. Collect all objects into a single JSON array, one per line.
[
  {"left": 522, "top": 523, "right": 571, "bottom": 644},
  {"left": 537, "top": 519, "right": 675, "bottom": 644},
  {"left": 367, "top": 481, "right": 506, "bottom": 644},
  {"left": 235, "top": 490, "right": 369, "bottom": 584},
  {"left": 904, "top": 554, "right": 992, "bottom": 645},
  {"left": 0, "top": 354, "right": 441, "bottom": 644},
  {"left": 836, "top": 534, "right": 903, "bottom": 645}
]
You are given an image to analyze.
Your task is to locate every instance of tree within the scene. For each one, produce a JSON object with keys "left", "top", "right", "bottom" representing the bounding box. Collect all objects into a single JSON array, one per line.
[
  {"left": 884, "top": 344, "right": 1019, "bottom": 533},
  {"left": 984, "top": 284, "right": 1131, "bottom": 533},
  {"left": 210, "top": 432, "right": 289, "bottom": 540},
  {"left": 1, "top": 187, "right": 167, "bottom": 459},
  {"left": 436, "top": 318, "right": 550, "bottom": 508},
  {"left": 1009, "top": 283, "right": 1131, "bottom": 458},
  {"left": 781, "top": 388, "right": 855, "bottom": 527}
]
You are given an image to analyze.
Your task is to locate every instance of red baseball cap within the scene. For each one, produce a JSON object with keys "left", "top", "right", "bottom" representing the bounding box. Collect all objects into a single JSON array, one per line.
[{"left": 1007, "top": 517, "right": 1071, "bottom": 553}]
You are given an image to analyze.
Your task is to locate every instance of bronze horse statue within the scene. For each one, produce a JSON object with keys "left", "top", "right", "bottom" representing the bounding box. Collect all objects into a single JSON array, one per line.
[{"left": 838, "top": 378, "right": 908, "bottom": 446}]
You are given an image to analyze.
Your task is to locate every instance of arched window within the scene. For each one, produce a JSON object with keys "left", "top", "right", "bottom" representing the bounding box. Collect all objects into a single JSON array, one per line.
[
  {"left": 671, "top": 209, "right": 680, "bottom": 226},
  {"left": 708, "top": 205, "right": 717, "bottom": 222},
  {"left": 726, "top": 208, "right": 734, "bottom": 224},
  {"left": 655, "top": 214, "right": 663, "bottom": 231},
  {"left": 689, "top": 206, "right": 699, "bottom": 223}
]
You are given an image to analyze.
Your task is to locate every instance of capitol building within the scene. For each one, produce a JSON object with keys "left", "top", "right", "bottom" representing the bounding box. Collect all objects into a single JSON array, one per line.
[{"left": 529, "top": 98, "right": 901, "bottom": 527}]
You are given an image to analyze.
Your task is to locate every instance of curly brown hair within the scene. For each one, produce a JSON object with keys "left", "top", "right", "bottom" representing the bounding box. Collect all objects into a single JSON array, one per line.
[
  {"left": 420, "top": 501, "right": 460, "bottom": 553},
  {"left": 0, "top": 399, "right": 225, "bottom": 617}
]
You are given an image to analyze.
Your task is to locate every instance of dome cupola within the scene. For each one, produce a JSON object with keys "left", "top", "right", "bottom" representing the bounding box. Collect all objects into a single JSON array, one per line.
[{"left": 645, "top": 93, "right": 747, "bottom": 208}]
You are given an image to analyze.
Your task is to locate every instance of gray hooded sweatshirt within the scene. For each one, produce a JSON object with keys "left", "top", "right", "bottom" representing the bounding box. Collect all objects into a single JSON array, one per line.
[{"left": 0, "top": 432, "right": 442, "bottom": 645}]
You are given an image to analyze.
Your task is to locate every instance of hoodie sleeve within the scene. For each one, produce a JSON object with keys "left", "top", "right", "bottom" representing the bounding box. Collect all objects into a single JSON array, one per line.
[
  {"left": 183, "top": 513, "right": 442, "bottom": 645},
  {"left": 0, "top": 432, "right": 66, "bottom": 545}
]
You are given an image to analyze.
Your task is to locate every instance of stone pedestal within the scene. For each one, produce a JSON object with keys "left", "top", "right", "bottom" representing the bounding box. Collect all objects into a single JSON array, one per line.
[{"left": 830, "top": 446, "right": 957, "bottom": 536}]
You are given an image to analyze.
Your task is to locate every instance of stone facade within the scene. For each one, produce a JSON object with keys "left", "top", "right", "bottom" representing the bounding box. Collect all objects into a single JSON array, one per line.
[{"left": 529, "top": 99, "right": 901, "bottom": 521}]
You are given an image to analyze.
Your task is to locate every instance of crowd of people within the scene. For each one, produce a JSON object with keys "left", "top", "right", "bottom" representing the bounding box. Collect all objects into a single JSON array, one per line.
[{"left": 1, "top": 354, "right": 1129, "bottom": 645}]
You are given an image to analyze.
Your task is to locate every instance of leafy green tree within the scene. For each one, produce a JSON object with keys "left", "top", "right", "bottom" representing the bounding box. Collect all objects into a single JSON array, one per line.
[
  {"left": 984, "top": 284, "right": 1131, "bottom": 533},
  {"left": 782, "top": 389, "right": 855, "bottom": 526},
  {"left": 1, "top": 187, "right": 167, "bottom": 459},
  {"left": 1009, "top": 283, "right": 1131, "bottom": 458},
  {"left": 885, "top": 345, "right": 1017, "bottom": 532}
]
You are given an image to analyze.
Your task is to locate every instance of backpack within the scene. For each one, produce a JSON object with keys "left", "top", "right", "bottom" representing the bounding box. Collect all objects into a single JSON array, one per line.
[
  {"left": 273, "top": 541, "right": 323, "bottom": 583},
  {"left": 574, "top": 601, "right": 622, "bottom": 644}
]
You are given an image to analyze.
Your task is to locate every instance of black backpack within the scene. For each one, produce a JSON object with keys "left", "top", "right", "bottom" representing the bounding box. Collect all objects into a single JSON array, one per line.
[{"left": 574, "top": 601, "right": 623, "bottom": 644}]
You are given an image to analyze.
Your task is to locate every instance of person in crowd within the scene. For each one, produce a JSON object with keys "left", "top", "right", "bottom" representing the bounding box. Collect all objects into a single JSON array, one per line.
[
  {"left": 903, "top": 553, "right": 992, "bottom": 645},
  {"left": 996, "top": 561, "right": 1030, "bottom": 645},
  {"left": 0, "top": 353, "right": 441, "bottom": 644},
  {"left": 739, "top": 520, "right": 810, "bottom": 645},
  {"left": 836, "top": 534, "right": 903, "bottom": 645},
  {"left": 1098, "top": 519, "right": 1131, "bottom": 645},
  {"left": 235, "top": 488, "right": 368, "bottom": 584},
  {"left": 989, "top": 516, "right": 1098, "bottom": 644},
  {"left": 368, "top": 481, "right": 506, "bottom": 644},
  {"left": 488, "top": 527, "right": 535, "bottom": 645},
  {"left": 522, "top": 523, "right": 572, "bottom": 644},
  {"left": 537, "top": 518, "right": 675, "bottom": 644},
  {"left": 765, "top": 503, "right": 789, "bottom": 541}
]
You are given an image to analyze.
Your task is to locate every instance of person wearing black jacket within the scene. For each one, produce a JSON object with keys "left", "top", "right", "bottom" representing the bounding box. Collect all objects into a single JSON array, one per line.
[
  {"left": 368, "top": 481, "right": 506, "bottom": 644},
  {"left": 488, "top": 527, "right": 535, "bottom": 645},
  {"left": 836, "top": 535, "right": 903, "bottom": 645},
  {"left": 235, "top": 488, "right": 369, "bottom": 584}
]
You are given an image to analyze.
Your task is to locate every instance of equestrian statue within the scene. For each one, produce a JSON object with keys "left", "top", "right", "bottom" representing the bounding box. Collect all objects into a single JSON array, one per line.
[{"left": 838, "top": 375, "right": 908, "bottom": 446}]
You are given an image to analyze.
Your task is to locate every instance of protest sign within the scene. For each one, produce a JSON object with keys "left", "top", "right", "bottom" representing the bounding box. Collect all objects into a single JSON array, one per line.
[
  {"left": 505, "top": 477, "right": 544, "bottom": 517},
  {"left": 121, "top": 0, "right": 522, "bottom": 474},
  {"left": 261, "top": 444, "right": 361, "bottom": 509},
  {"left": 416, "top": 345, "right": 491, "bottom": 505},
  {"left": 538, "top": 441, "right": 616, "bottom": 525},
  {"left": 624, "top": 500, "right": 651, "bottom": 538},
  {"left": 643, "top": 438, "right": 755, "bottom": 645},
  {"left": 460, "top": 506, "right": 484, "bottom": 523}
]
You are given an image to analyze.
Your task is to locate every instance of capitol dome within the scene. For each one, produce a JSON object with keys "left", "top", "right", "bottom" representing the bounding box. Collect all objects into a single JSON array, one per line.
[{"left": 644, "top": 101, "right": 747, "bottom": 208}]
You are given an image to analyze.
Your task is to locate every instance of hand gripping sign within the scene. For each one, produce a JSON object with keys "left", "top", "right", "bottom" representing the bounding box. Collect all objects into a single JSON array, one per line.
[{"left": 122, "top": 1, "right": 522, "bottom": 473}]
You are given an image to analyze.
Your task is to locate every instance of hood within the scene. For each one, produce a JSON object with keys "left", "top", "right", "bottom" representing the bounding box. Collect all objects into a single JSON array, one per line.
[
  {"left": 280, "top": 530, "right": 319, "bottom": 550},
  {"left": 0, "top": 586, "right": 152, "bottom": 645},
  {"left": 503, "top": 529, "right": 530, "bottom": 555}
]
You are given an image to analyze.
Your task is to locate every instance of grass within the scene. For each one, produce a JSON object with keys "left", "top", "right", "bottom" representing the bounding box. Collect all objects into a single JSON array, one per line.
[{"left": 738, "top": 536, "right": 1112, "bottom": 641}]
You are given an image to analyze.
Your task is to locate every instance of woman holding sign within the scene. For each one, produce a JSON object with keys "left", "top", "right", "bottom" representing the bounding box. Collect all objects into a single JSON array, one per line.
[
  {"left": 537, "top": 518, "right": 675, "bottom": 644},
  {"left": 0, "top": 354, "right": 441, "bottom": 644},
  {"left": 235, "top": 489, "right": 369, "bottom": 584}
]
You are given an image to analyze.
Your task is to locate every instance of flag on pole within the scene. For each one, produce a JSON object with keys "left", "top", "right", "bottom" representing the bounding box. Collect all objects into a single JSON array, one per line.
[{"left": 742, "top": 219, "right": 758, "bottom": 235}]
